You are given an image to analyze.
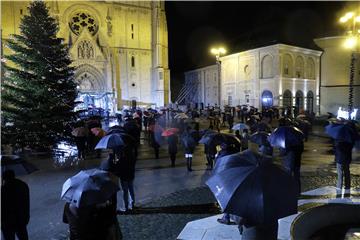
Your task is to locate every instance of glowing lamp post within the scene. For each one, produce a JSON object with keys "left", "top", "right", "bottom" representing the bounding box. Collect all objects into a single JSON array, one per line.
[
  {"left": 339, "top": 11, "right": 360, "bottom": 119},
  {"left": 211, "top": 47, "right": 226, "bottom": 106}
]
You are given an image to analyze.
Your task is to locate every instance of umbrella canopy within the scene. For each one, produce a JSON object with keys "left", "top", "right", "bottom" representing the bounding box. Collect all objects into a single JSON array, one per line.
[
  {"left": 199, "top": 129, "right": 217, "bottom": 138},
  {"left": 199, "top": 133, "right": 241, "bottom": 149},
  {"left": 213, "top": 150, "right": 272, "bottom": 174},
  {"left": 278, "top": 117, "right": 293, "bottom": 127},
  {"left": 206, "top": 160, "right": 298, "bottom": 226},
  {"left": 268, "top": 126, "right": 304, "bottom": 149},
  {"left": 1, "top": 155, "right": 38, "bottom": 176},
  {"left": 325, "top": 123, "right": 359, "bottom": 143},
  {"left": 161, "top": 128, "right": 179, "bottom": 137},
  {"left": 95, "top": 133, "right": 130, "bottom": 149},
  {"left": 296, "top": 114, "right": 307, "bottom": 119},
  {"left": 61, "top": 168, "right": 119, "bottom": 208},
  {"left": 250, "top": 131, "right": 271, "bottom": 146},
  {"left": 181, "top": 132, "right": 198, "bottom": 150},
  {"left": 71, "top": 127, "right": 89, "bottom": 137},
  {"left": 91, "top": 127, "right": 106, "bottom": 137},
  {"left": 232, "top": 123, "right": 250, "bottom": 131}
]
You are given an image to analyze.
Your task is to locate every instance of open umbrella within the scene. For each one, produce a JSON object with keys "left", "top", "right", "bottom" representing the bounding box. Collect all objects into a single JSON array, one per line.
[
  {"left": 206, "top": 159, "right": 298, "bottom": 226},
  {"left": 61, "top": 168, "right": 119, "bottom": 208},
  {"left": 161, "top": 128, "right": 179, "bottom": 137},
  {"left": 71, "top": 127, "right": 89, "bottom": 137},
  {"left": 296, "top": 114, "right": 307, "bottom": 119},
  {"left": 268, "top": 126, "right": 304, "bottom": 149},
  {"left": 95, "top": 133, "right": 131, "bottom": 149},
  {"left": 325, "top": 123, "right": 359, "bottom": 143},
  {"left": 232, "top": 123, "right": 250, "bottom": 131},
  {"left": 1, "top": 155, "right": 38, "bottom": 176},
  {"left": 199, "top": 133, "right": 241, "bottom": 149},
  {"left": 213, "top": 150, "right": 272, "bottom": 174},
  {"left": 250, "top": 131, "right": 271, "bottom": 146},
  {"left": 174, "top": 113, "right": 189, "bottom": 119}
]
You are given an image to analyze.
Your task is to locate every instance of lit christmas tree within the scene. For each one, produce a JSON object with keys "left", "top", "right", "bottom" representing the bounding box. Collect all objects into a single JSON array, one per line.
[{"left": 2, "top": 1, "right": 77, "bottom": 150}]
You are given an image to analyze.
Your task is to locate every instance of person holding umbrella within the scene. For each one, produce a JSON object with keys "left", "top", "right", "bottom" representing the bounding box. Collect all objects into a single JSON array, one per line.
[
  {"left": 181, "top": 127, "right": 197, "bottom": 172},
  {"left": 61, "top": 169, "right": 121, "bottom": 239},
  {"left": 162, "top": 128, "right": 179, "bottom": 167},
  {"left": 269, "top": 126, "right": 305, "bottom": 194},
  {"left": 326, "top": 121, "right": 360, "bottom": 194},
  {"left": 72, "top": 121, "right": 89, "bottom": 161}
]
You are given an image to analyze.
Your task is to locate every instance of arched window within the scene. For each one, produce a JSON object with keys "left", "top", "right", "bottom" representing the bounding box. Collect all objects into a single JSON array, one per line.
[
  {"left": 261, "top": 90, "right": 273, "bottom": 108},
  {"left": 295, "top": 90, "right": 304, "bottom": 110},
  {"left": 283, "top": 54, "right": 293, "bottom": 77},
  {"left": 131, "top": 56, "right": 135, "bottom": 68},
  {"left": 283, "top": 90, "right": 292, "bottom": 107},
  {"left": 295, "top": 56, "right": 305, "bottom": 78},
  {"left": 261, "top": 55, "right": 273, "bottom": 78},
  {"left": 307, "top": 91, "right": 314, "bottom": 113},
  {"left": 306, "top": 58, "right": 315, "bottom": 79}
]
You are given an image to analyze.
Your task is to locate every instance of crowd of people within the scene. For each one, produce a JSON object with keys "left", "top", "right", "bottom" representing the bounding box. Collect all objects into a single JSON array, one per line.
[{"left": 1, "top": 104, "right": 358, "bottom": 240}]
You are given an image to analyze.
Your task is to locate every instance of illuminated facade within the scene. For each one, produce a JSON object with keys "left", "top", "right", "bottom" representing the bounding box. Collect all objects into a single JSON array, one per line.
[
  {"left": 315, "top": 36, "right": 360, "bottom": 117},
  {"left": 1, "top": 1, "right": 170, "bottom": 112},
  {"left": 185, "top": 44, "right": 322, "bottom": 114}
]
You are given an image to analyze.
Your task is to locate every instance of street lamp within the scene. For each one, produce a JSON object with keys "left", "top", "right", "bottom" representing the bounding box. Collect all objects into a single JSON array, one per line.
[
  {"left": 339, "top": 10, "right": 360, "bottom": 119},
  {"left": 210, "top": 47, "right": 226, "bottom": 107}
]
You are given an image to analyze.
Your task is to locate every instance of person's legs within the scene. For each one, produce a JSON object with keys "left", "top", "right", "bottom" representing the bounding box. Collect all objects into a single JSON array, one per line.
[
  {"left": 336, "top": 163, "right": 344, "bottom": 189},
  {"left": 2, "top": 227, "right": 16, "bottom": 240},
  {"left": 15, "top": 225, "right": 28, "bottom": 240},
  {"left": 154, "top": 147, "right": 159, "bottom": 159},
  {"left": 121, "top": 181, "right": 129, "bottom": 211},
  {"left": 343, "top": 163, "right": 351, "bottom": 190},
  {"left": 170, "top": 153, "right": 176, "bottom": 167},
  {"left": 128, "top": 180, "right": 135, "bottom": 207}
]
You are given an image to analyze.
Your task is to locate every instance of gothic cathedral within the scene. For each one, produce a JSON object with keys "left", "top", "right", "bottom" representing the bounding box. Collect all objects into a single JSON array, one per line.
[{"left": 1, "top": 1, "right": 171, "bottom": 112}]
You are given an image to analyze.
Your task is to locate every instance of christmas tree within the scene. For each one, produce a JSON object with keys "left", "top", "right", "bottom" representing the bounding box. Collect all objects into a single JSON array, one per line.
[{"left": 2, "top": 1, "right": 77, "bottom": 150}]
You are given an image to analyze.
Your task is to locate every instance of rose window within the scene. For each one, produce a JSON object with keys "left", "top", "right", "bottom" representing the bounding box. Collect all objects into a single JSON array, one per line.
[{"left": 69, "top": 12, "right": 98, "bottom": 36}]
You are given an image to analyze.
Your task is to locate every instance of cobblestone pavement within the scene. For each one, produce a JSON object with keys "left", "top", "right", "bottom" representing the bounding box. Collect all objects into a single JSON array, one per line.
[
  {"left": 11, "top": 119, "right": 360, "bottom": 240},
  {"left": 117, "top": 175, "right": 360, "bottom": 240}
]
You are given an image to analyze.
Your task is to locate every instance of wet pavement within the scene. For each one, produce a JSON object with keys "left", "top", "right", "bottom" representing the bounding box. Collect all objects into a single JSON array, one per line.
[{"left": 12, "top": 119, "right": 360, "bottom": 239}]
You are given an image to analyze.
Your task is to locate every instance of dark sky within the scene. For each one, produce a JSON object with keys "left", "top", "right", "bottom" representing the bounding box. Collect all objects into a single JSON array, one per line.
[{"left": 165, "top": 1, "right": 355, "bottom": 99}]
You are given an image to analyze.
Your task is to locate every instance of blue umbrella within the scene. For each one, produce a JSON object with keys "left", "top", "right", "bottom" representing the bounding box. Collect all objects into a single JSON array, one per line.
[
  {"left": 61, "top": 168, "right": 119, "bottom": 208},
  {"left": 250, "top": 131, "right": 271, "bottom": 146},
  {"left": 325, "top": 123, "right": 359, "bottom": 143},
  {"left": 268, "top": 126, "right": 304, "bottom": 149},
  {"left": 232, "top": 123, "right": 250, "bottom": 131},
  {"left": 213, "top": 150, "right": 272, "bottom": 174},
  {"left": 206, "top": 161, "right": 298, "bottom": 226},
  {"left": 95, "top": 133, "right": 125, "bottom": 149}
]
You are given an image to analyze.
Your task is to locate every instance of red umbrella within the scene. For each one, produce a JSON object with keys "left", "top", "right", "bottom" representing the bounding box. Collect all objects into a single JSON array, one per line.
[
  {"left": 91, "top": 127, "right": 106, "bottom": 137},
  {"left": 161, "top": 128, "right": 179, "bottom": 137}
]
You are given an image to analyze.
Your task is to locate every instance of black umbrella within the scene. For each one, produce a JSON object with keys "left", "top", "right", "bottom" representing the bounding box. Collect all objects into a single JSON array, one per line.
[
  {"left": 250, "top": 131, "right": 271, "bottom": 146},
  {"left": 206, "top": 159, "right": 298, "bottom": 226},
  {"left": 1, "top": 155, "right": 39, "bottom": 176},
  {"left": 199, "top": 133, "right": 240, "bottom": 148},
  {"left": 181, "top": 131, "right": 198, "bottom": 150},
  {"left": 61, "top": 168, "right": 119, "bottom": 208},
  {"left": 268, "top": 126, "right": 304, "bottom": 149},
  {"left": 325, "top": 123, "right": 359, "bottom": 143},
  {"left": 213, "top": 150, "right": 272, "bottom": 174}
]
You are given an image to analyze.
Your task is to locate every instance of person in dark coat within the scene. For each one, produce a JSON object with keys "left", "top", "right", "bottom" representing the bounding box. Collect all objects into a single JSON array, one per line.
[
  {"left": 238, "top": 217, "right": 278, "bottom": 240},
  {"left": 182, "top": 128, "right": 197, "bottom": 172},
  {"left": 167, "top": 134, "right": 178, "bottom": 167},
  {"left": 240, "top": 129, "right": 249, "bottom": 151},
  {"left": 280, "top": 142, "right": 304, "bottom": 194},
  {"left": 63, "top": 194, "right": 121, "bottom": 240},
  {"left": 117, "top": 145, "right": 136, "bottom": 212},
  {"left": 1, "top": 170, "right": 30, "bottom": 240},
  {"left": 335, "top": 140, "right": 354, "bottom": 191}
]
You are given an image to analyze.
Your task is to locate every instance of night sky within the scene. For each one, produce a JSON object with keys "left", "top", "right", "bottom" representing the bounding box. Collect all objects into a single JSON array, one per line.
[{"left": 165, "top": 1, "right": 355, "bottom": 100}]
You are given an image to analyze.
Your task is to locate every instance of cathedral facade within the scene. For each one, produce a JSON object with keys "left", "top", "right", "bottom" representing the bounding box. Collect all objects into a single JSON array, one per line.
[
  {"left": 185, "top": 44, "right": 322, "bottom": 114},
  {"left": 1, "top": 1, "right": 170, "bottom": 113}
]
